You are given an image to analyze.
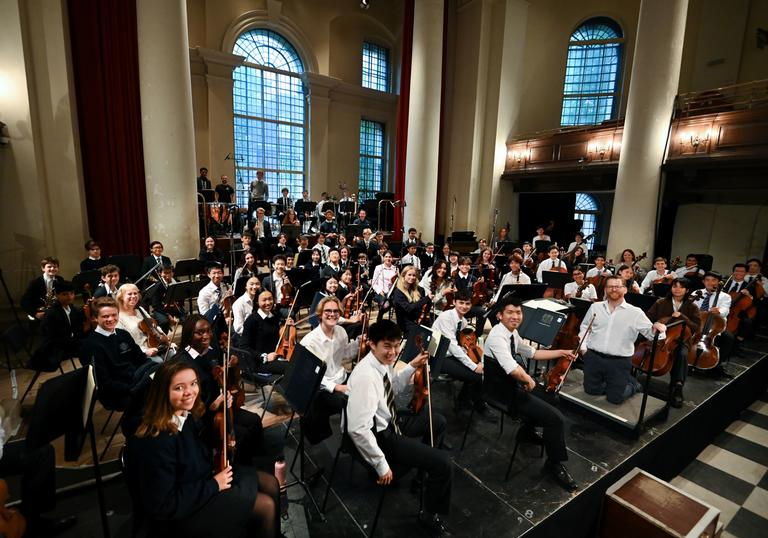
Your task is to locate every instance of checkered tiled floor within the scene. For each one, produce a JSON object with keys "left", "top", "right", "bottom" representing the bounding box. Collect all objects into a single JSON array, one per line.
[{"left": 671, "top": 395, "right": 768, "bottom": 538}]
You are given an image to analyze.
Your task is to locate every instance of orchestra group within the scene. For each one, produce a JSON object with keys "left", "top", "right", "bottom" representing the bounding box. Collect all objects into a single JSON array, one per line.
[{"left": 8, "top": 175, "right": 766, "bottom": 538}]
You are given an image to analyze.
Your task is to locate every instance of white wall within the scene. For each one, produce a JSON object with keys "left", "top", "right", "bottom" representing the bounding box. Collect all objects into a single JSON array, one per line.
[{"left": 671, "top": 204, "right": 768, "bottom": 274}]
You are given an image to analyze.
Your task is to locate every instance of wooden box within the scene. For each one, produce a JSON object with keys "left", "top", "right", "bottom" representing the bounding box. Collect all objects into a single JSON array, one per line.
[{"left": 600, "top": 468, "right": 720, "bottom": 538}]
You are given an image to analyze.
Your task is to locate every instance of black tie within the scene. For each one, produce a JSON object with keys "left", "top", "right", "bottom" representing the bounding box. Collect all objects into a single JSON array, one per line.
[
  {"left": 510, "top": 335, "right": 525, "bottom": 368},
  {"left": 382, "top": 373, "right": 400, "bottom": 434}
]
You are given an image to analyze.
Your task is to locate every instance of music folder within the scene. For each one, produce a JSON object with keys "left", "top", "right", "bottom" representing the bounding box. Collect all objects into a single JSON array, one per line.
[{"left": 519, "top": 298, "right": 570, "bottom": 347}]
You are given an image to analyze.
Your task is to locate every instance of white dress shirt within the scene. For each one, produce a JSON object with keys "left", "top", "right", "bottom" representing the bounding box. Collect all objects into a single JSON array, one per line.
[
  {"left": 431, "top": 308, "right": 478, "bottom": 371},
  {"left": 674, "top": 265, "right": 704, "bottom": 278},
  {"left": 197, "top": 281, "right": 222, "bottom": 315},
  {"left": 271, "top": 271, "right": 286, "bottom": 304},
  {"left": 640, "top": 270, "right": 671, "bottom": 293},
  {"left": 536, "top": 258, "right": 565, "bottom": 283},
  {"left": 579, "top": 300, "right": 659, "bottom": 357},
  {"left": 483, "top": 323, "right": 536, "bottom": 375},
  {"left": 725, "top": 279, "right": 749, "bottom": 294},
  {"left": 371, "top": 264, "right": 398, "bottom": 295},
  {"left": 492, "top": 271, "right": 531, "bottom": 303},
  {"left": 564, "top": 281, "right": 598, "bottom": 301},
  {"left": 400, "top": 254, "right": 421, "bottom": 270},
  {"left": 300, "top": 324, "right": 359, "bottom": 392},
  {"left": 232, "top": 294, "right": 254, "bottom": 335},
  {"left": 693, "top": 290, "right": 731, "bottom": 320},
  {"left": 586, "top": 266, "right": 612, "bottom": 279},
  {"left": 345, "top": 352, "right": 415, "bottom": 476}
]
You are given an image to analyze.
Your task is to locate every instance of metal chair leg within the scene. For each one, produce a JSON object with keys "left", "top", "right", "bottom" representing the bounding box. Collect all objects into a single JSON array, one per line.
[
  {"left": 506, "top": 436, "right": 521, "bottom": 481},
  {"left": 369, "top": 486, "right": 388, "bottom": 537},
  {"left": 460, "top": 407, "right": 476, "bottom": 450},
  {"left": 321, "top": 445, "right": 343, "bottom": 513},
  {"left": 284, "top": 410, "right": 296, "bottom": 439},
  {"left": 101, "top": 410, "right": 115, "bottom": 435},
  {"left": 19, "top": 372, "right": 41, "bottom": 405},
  {"left": 100, "top": 414, "right": 123, "bottom": 461}
]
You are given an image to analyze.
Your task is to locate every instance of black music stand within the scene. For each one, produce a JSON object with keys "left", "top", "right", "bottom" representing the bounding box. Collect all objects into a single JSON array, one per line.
[
  {"left": 498, "top": 283, "right": 548, "bottom": 301},
  {"left": 534, "top": 240, "right": 552, "bottom": 253},
  {"left": 625, "top": 292, "right": 658, "bottom": 312},
  {"left": 174, "top": 258, "right": 205, "bottom": 281},
  {"left": 652, "top": 283, "right": 672, "bottom": 298},
  {"left": 296, "top": 250, "right": 313, "bottom": 267},
  {"left": 540, "top": 270, "right": 573, "bottom": 290},
  {"left": 166, "top": 280, "right": 205, "bottom": 316},
  {"left": 281, "top": 224, "right": 301, "bottom": 242},
  {"left": 107, "top": 254, "right": 143, "bottom": 281},
  {"left": 346, "top": 224, "right": 363, "bottom": 239},
  {"left": 518, "top": 299, "right": 570, "bottom": 347},
  {"left": 72, "top": 270, "right": 102, "bottom": 297},
  {"left": 200, "top": 189, "right": 216, "bottom": 203},
  {"left": 251, "top": 200, "right": 272, "bottom": 216},
  {"left": 496, "top": 241, "right": 517, "bottom": 254},
  {"left": 280, "top": 344, "right": 328, "bottom": 520}
]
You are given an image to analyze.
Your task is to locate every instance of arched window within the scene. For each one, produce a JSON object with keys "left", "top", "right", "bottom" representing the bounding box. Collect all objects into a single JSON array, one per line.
[
  {"left": 560, "top": 17, "right": 623, "bottom": 126},
  {"left": 574, "top": 193, "right": 599, "bottom": 248},
  {"left": 232, "top": 29, "right": 306, "bottom": 208}
]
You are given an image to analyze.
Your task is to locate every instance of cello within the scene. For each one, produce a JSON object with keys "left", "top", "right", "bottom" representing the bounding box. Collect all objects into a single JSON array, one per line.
[
  {"left": 687, "top": 285, "right": 726, "bottom": 370},
  {"left": 632, "top": 317, "right": 691, "bottom": 376},
  {"left": 546, "top": 314, "right": 595, "bottom": 393},
  {"left": 726, "top": 275, "right": 762, "bottom": 335}
]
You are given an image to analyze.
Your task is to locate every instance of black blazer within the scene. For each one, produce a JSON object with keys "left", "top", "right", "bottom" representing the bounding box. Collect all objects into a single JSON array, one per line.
[
  {"left": 92, "top": 283, "right": 117, "bottom": 299},
  {"left": 32, "top": 303, "right": 85, "bottom": 371},
  {"left": 125, "top": 417, "right": 218, "bottom": 522},
  {"left": 252, "top": 220, "right": 272, "bottom": 240},
  {"left": 141, "top": 255, "right": 172, "bottom": 277},
  {"left": 21, "top": 276, "right": 63, "bottom": 317},
  {"left": 197, "top": 250, "right": 224, "bottom": 266},
  {"left": 241, "top": 311, "right": 281, "bottom": 360},
  {"left": 81, "top": 329, "right": 149, "bottom": 410},
  {"left": 80, "top": 258, "right": 108, "bottom": 272},
  {"left": 392, "top": 287, "right": 430, "bottom": 335}
]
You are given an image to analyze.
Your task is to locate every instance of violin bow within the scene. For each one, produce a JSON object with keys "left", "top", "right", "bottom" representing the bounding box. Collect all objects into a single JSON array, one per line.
[{"left": 555, "top": 314, "right": 596, "bottom": 393}]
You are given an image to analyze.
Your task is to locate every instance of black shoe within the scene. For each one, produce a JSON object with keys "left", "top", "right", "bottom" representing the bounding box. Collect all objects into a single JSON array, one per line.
[
  {"left": 516, "top": 425, "right": 544, "bottom": 446},
  {"left": 26, "top": 514, "right": 78, "bottom": 537},
  {"left": 544, "top": 461, "right": 578, "bottom": 492},
  {"left": 671, "top": 385, "right": 683, "bottom": 408},
  {"left": 475, "top": 403, "right": 498, "bottom": 423},
  {"left": 419, "top": 513, "right": 453, "bottom": 538}
]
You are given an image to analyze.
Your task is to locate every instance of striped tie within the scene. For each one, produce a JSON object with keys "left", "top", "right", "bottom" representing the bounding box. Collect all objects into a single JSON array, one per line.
[{"left": 383, "top": 373, "right": 400, "bottom": 435}]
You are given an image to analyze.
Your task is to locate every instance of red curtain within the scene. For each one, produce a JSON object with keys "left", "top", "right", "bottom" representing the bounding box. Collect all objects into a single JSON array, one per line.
[
  {"left": 392, "top": 0, "right": 415, "bottom": 242},
  {"left": 434, "top": 1, "right": 450, "bottom": 239},
  {"left": 68, "top": 0, "right": 149, "bottom": 258}
]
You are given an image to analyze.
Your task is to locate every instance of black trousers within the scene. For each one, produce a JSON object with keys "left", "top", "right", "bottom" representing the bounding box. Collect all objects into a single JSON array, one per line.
[
  {"left": 583, "top": 350, "right": 636, "bottom": 404},
  {"left": 516, "top": 386, "right": 567, "bottom": 462},
  {"left": 303, "top": 390, "right": 347, "bottom": 444},
  {"left": 233, "top": 407, "right": 265, "bottom": 465},
  {"left": 0, "top": 440, "right": 56, "bottom": 517},
  {"left": 440, "top": 356, "right": 483, "bottom": 406},
  {"left": 671, "top": 342, "right": 689, "bottom": 386},
  {"left": 375, "top": 410, "right": 452, "bottom": 515}
]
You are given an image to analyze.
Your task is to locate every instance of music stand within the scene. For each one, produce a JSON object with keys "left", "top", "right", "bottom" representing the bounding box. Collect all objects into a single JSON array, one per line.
[
  {"left": 72, "top": 270, "right": 102, "bottom": 297},
  {"left": 166, "top": 280, "right": 205, "bottom": 316},
  {"left": 625, "top": 292, "right": 658, "bottom": 312},
  {"left": 346, "top": 224, "right": 363, "bottom": 239},
  {"left": 281, "top": 224, "right": 301, "bottom": 243},
  {"left": 280, "top": 344, "right": 328, "bottom": 520},
  {"left": 296, "top": 250, "right": 313, "bottom": 267},
  {"left": 174, "top": 258, "right": 205, "bottom": 281},
  {"left": 540, "top": 270, "right": 573, "bottom": 289},
  {"left": 496, "top": 241, "right": 517, "bottom": 254},
  {"left": 141, "top": 281, "right": 163, "bottom": 309},
  {"left": 518, "top": 299, "right": 570, "bottom": 347},
  {"left": 534, "top": 240, "right": 552, "bottom": 253},
  {"left": 107, "top": 254, "right": 143, "bottom": 281},
  {"left": 652, "top": 283, "right": 672, "bottom": 298},
  {"left": 234, "top": 276, "right": 250, "bottom": 298},
  {"left": 200, "top": 189, "right": 216, "bottom": 203},
  {"left": 498, "top": 283, "right": 548, "bottom": 301}
]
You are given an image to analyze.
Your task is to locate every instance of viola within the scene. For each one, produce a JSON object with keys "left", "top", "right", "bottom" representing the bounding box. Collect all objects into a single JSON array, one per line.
[
  {"left": 212, "top": 321, "right": 241, "bottom": 472},
  {"left": 588, "top": 259, "right": 614, "bottom": 299},
  {"left": 280, "top": 278, "right": 295, "bottom": 307},
  {"left": 342, "top": 287, "right": 361, "bottom": 318},
  {"left": 138, "top": 308, "right": 168, "bottom": 350},
  {"left": 546, "top": 314, "right": 595, "bottom": 393},
  {"left": 458, "top": 328, "right": 483, "bottom": 364},
  {"left": 688, "top": 287, "right": 726, "bottom": 370},
  {"left": 275, "top": 322, "right": 297, "bottom": 360},
  {"left": 632, "top": 317, "right": 691, "bottom": 376},
  {"left": 410, "top": 333, "right": 430, "bottom": 413}
]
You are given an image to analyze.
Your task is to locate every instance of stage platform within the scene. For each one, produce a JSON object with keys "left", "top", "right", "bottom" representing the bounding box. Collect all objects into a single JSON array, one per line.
[{"left": 294, "top": 335, "right": 768, "bottom": 538}]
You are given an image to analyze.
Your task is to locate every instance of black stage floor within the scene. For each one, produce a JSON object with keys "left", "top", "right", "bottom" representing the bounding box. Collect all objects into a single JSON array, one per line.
[
  {"left": 24, "top": 334, "right": 768, "bottom": 538},
  {"left": 297, "top": 335, "right": 768, "bottom": 538}
]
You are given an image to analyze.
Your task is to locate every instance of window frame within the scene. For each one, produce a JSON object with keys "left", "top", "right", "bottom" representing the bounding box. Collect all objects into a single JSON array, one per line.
[
  {"left": 358, "top": 119, "right": 386, "bottom": 201},
  {"left": 574, "top": 193, "right": 600, "bottom": 249},
  {"left": 560, "top": 17, "right": 625, "bottom": 127},
  {"left": 362, "top": 41, "right": 390, "bottom": 93}
]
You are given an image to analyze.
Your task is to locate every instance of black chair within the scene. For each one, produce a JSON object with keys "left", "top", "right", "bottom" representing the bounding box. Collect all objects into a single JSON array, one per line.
[
  {"left": 460, "top": 357, "right": 544, "bottom": 481},
  {"left": 119, "top": 446, "right": 149, "bottom": 538},
  {"left": 321, "top": 405, "right": 421, "bottom": 537},
  {"left": 5, "top": 323, "right": 67, "bottom": 406}
]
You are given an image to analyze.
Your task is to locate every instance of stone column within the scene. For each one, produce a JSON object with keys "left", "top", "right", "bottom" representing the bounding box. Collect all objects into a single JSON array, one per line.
[
  {"left": 403, "top": 0, "right": 444, "bottom": 241},
  {"left": 606, "top": 0, "right": 688, "bottom": 259},
  {"left": 136, "top": 0, "right": 199, "bottom": 261}
]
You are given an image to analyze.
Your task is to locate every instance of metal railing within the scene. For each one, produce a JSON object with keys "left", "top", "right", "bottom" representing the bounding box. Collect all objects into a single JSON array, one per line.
[{"left": 674, "top": 79, "right": 768, "bottom": 119}]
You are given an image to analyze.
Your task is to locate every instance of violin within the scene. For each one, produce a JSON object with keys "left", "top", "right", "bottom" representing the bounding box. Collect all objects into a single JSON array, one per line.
[
  {"left": 574, "top": 278, "right": 592, "bottom": 299},
  {"left": 212, "top": 321, "right": 240, "bottom": 473},
  {"left": 458, "top": 328, "right": 483, "bottom": 364},
  {"left": 280, "top": 278, "right": 294, "bottom": 307},
  {"left": 563, "top": 233, "right": 596, "bottom": 264},
  {"left": 546, "top": 314, "right": 595, "bottom": 393},
  {"left": 653, "top": 257, "right": 681, "bottom": 286},
  {"left": 588, "top": 259, "right": 614, "bottom": 299},
  {"left": 632, "top": 317, "right": 690, "bottom": 377},
  {"left": 342, "top": 287, "right": 361, "bottom": 318},
  {"left": 410, "top": 333, "right": 429, "bottom": 412},
  {"left": 687, "top": 286, "right": 726, "bottom": 370},
  {"left": 138, "top": 307, "right": 168, "bottom": 350}
]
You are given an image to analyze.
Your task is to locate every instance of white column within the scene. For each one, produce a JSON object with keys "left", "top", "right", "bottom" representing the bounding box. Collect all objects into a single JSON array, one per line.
[
  {"left": 137, "top": 0, "right": 199, "bottom": 261},
  {"left": 606, "top": 0, "right": 688, "bottom": 259},
  {"left": 404, "top": 0, "right": 444, "bottom": 241}
]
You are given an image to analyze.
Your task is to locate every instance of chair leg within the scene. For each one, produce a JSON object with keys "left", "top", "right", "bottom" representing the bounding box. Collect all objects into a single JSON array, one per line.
[
  {"left": 284, "top": 410, "right": 296, "bottom": 439},
  {"left": 460, "top": 407, "right": 476, "bottom": 451},
  {"left": 369, "top": 486, "right": 388, "bottom": 537},
  {"left": 101, "top": 410, "right": 115, "bottom": 435},
  {"left": 19, "top": 372, "right": 41, "bottom": 405},
  {"left": 321, "top": 446, "right": 344, "bottom": 513},
  {"left": 100, "top": 415, "right": 123, "bottom": 461},
  {"left": 506, "top": 436, "right": 521, "bottom": 481}
]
